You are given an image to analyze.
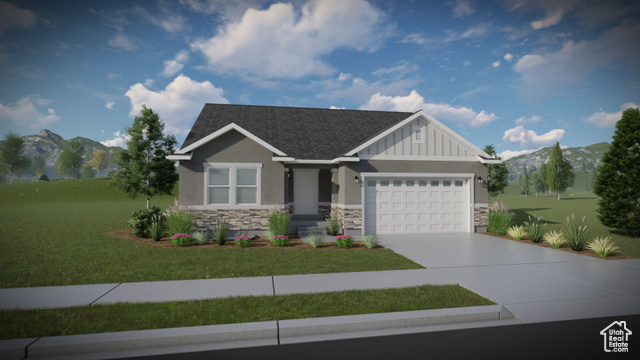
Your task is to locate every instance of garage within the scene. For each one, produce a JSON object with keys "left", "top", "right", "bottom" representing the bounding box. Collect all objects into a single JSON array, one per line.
[{"left": 363, "top": 176, "right": 471, "bottom": 234}]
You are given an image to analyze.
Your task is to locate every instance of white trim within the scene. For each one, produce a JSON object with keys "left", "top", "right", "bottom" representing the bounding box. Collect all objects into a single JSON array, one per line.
[
  {"left": 477, "top": 155, "right": 502, "bottom": 164},
  {"left": 166, "top": 154, "right": 192, "bottom": 161},
  {"left": 203, "top": 162, "right": 262, "bottom": 207},
  {"left": 412, "top": 124, "right": 426, "bottom": 144},
  {"left": 276, "top": 157, "right": 359, "bottom": 164},
  {"left": 273, "top": 156, "right": 296, "bottom": 162},
  {"left": 346, "top": 112, "right": 422, "bottom": 156},
  {"left": 178, "top": 123, "right": 287, "bottom": 156},
  {"left": 334, "top": 157, "right": 359, "bottom": 163},
  {"left": 330, "top": 203, "right": 363, "bottom": 209},
  {"left": 475, "top": 203, "right": 489, "bottom": 208},
  {"left": 360, "top": 172, "right": 475, "bottom": 179},
  {"left": 293, "top": 169, "right": 319, "bottom": 215},
  {"left": 191, "top": 205, "right": 274, "bottom": 210},
  {"left": 360, "top": 154, "right": 477, "bottom": 162}
]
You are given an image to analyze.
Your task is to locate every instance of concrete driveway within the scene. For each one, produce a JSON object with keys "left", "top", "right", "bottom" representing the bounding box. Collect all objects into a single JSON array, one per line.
[{"left": 379, "top": 233, "right": 640, "bottom": 323}]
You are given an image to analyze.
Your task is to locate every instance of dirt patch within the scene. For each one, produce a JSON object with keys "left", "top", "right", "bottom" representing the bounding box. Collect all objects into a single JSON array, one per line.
[
  {"left": 106, "top": 228, "right": 383, "bottom": 250},
  {"left": 481, "top": 232, "right": 631, "bottom": 260}
]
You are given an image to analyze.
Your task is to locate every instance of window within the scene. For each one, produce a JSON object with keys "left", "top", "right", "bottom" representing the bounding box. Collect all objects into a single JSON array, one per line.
[
  {"left": 393, "top": 180, "right": 402, "bottom": 187},
  {"left": 455, "top": 180, "right": 464, "bottom": 187},
  {"left": 406, "top": 180, "right": 414, "bottom": 187},
  {"left": 205, "top": 163, "right": 261, "bottom": 206},
  {"left": 443, "top": 181, "right": 452, "bottom": 187}
]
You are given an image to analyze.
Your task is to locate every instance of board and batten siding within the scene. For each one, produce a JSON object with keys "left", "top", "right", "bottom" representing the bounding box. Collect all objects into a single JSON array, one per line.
[{"left": 358, "top": 118, "right": 476, "bottom": 158}]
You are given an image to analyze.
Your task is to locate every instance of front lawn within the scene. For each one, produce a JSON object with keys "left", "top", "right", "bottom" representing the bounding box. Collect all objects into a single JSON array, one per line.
[
  {"left": 0, "top": 179, "right": 422, "bottom": 288},
  {"left": 0, "top": 285, "right": 494, "bottom": 340}
]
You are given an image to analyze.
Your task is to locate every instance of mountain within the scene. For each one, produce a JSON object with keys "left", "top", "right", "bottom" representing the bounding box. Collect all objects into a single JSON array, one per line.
[
  {"left": 503, "top": 142, "right": 610, "bottom": 181},
  {"left": 3, "top": 129, "right": 122, "bottom": 179}
]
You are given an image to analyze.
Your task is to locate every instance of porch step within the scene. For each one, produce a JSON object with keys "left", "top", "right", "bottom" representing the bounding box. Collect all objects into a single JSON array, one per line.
[
  {"left": 290, "top": 216, "right": 328, "bottom": 235},
  {"left": 298, "top": 226, "right": 327, "bottom": 238}
]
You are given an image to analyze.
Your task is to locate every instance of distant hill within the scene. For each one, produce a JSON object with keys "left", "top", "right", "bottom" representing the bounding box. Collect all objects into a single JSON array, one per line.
[{"left": 2, "top": 129, "right": 122, "bottom": 179}]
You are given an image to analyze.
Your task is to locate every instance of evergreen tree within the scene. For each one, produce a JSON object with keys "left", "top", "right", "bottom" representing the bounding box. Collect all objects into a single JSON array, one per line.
[
  {"left": 111, "top": 105, "right": 178, "bottom": 208},
  {"left": 482, "top": 145, "right": 508, "bottom": 197},
  {"left": 594, "top": 107, "right": 640, "bottom": 237},
  {"left": 0, "top": 132, "right": 29, "bottom": 184},
  {"left": 546, "top": 142, "right": 575, "bottom": 200},
  {"left": 520, "top": 166, "right": 531, "bottom": 196},
  {"left": 59, "top": 139, "right": 85, "bottom": 181}
]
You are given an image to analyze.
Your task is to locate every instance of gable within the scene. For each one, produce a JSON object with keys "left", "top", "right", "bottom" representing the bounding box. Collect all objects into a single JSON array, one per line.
[{"left": 357, "top": 115, "right": 478, "bottom": 160}]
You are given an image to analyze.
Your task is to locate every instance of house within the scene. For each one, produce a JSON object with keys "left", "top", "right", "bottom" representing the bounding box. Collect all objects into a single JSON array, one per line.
[{"left": 167, "top": 104, "right": 500, "bottom": 236}]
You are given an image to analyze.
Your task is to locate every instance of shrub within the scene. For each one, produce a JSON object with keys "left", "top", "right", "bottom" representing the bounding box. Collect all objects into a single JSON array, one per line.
[
  {"left": 326, "top": 216, "right": 340, "bottom": 236},
  {"left": 128, "top": 206, "right": 163, "bottom": 238},
  {"left": 307, "top": 233, "right": 323, "bottom": 248},
  {"left": 235, "top": 235, "right": 251, "bottom": 247},
  {"left": 524, "top": 214, "right": 545, "bottom": 243},
  {"left": 170, "top": 233, "right": 191, "bottom": 246},
  {"left": 268, "top": 210, "right": 291, "bottom": 236},
  {"left": 336, "top": 234, "right": 354, "bottom": 248},
  {"left": 213, "top": 219, "right": 229, "bottom": 245},
  {"left": 488, "top": 201, "right": 513, "bottom": 236},
  {"left": 586, "top": 236, "right": 620, "bottom": 257},
  {"left": 362, "top": 235, "right": 379, "bottom": 249},
  {"left": 38, "top": 174, "right": 50, "bottom": 182},
  {"left": 564, "top": 213, "right": 588, "bottom": 251},
  {"left": 543, "top": 230, "right": 566, "bottom": 248},
  {"left": 191, "top": 231, "right": 208, "bottom": 245},
  {"left": 165, "top": 209, "right": 193, "bottom": 235},
  {"left": 272, "top": 235, "right": 289, "bottom": 246},
  {"left": 506, "top": 225, "right": 526, "bottom": 240}
]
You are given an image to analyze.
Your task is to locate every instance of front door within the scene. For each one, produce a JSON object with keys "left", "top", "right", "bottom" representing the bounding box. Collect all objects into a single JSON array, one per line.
[{"left": 294, "top": 170, "right": 318, "bottom": 215}]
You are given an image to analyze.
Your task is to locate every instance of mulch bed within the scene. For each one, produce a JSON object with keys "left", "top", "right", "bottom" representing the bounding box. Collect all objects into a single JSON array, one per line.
[
  {"left": 481, "top": 232, "right": 631, "bottom": 260},
  {"left": 107, "top": 228, "right": 382, "bottom": 250}
]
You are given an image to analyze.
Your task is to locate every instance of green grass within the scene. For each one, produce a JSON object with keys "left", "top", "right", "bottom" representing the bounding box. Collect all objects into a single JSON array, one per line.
[
  {"left": 492, "top": 184, "right": 640, "bottom": 258},
  {"left": 0, "top": 179, "right": 422, "bottom": 288},
  {"left": 0, "top": 285, "right": 494, "bottom": 340}
]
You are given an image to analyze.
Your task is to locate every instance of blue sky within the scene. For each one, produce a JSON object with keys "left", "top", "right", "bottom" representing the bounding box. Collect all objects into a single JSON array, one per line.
[{"left": 0, "top": 0, "right": 638, "bottom": 159}]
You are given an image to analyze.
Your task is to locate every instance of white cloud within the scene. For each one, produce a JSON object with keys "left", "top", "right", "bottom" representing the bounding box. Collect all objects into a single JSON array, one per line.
[
  {"left": 515, "top": 114, "right": 543, "bottom": 124},
  {"left": 360, "top": 90, "right": 497, "bottom": 128},
  {"left": 586, "top": 102, "right": 638, "bottom": 127},
  {"left": 132, "top": 5, "right": 186, "bottom": 33},
  {"left": 0, "top": 94, "right": 61, "bottom": 129},
  {"left": 105, "top": 102, "right": 115, "bottom": 110},
  {"left": 162, "top": 50, "right": 189, "bottom": 77},
  {"left": 125, "top": 74, "right": 229, "bottom": 135},
  {"left": 101, "top": 131, "right": 130, "bottom": 148},
  {"left": 329, "top": 106, "right": 346, "bottom": 109},
  {"left": 108, "top": 32, "right": 137, "bottom": 51},
  {"left": 371, "top": 61, "right": 419, "bottom": 77},
  {"left": 399, "top": 33, "right": 430, "bottom": 46},
  {"left": 450, "top": 0, "right": 475, "bottom": 17},
  {"left": 492, "top": 60, "right": 501, "bottom": 68},
  {"left": 498, "top": 148, "right": 539, "bottom": 160},
  {"left": 504, "top": 53, "right": 514, "bottom": 62},
  {"left": 531, "top": 7, "right": 564, "bottom": 29},
  {"left": 502, "top": 125, "right": 565, "bottom": 149},
  {"left": 505, "top": 0, "right": 580, "bottom": 30},
  {"left": 0, "top": 2, "right": 37, "bottom": 36},
  {"left": 312, "top": 71, "right": 420, "bottom": 105},
  {"left": 191, "top": 0, "right": 390, "bottom": 79}
]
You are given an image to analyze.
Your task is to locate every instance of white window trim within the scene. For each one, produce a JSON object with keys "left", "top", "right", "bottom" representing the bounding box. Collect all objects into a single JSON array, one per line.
[{"left": 203, "top": 162, "right": 262, "bottom": 207}]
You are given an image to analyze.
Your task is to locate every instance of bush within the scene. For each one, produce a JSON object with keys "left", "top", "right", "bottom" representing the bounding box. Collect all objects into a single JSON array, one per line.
[
  {"left": 362, "top": 235, "right": 379, "bottom": 249},
  {"left": 524, "top": 214, "right": 545, "bottom": 243},
  {"left": 164, "top": 199, "right": 194, "bottom": 235},
  {"left": 38, "top": 174, "right": 50, "bottom": 182},
  {"left": 336, "top": 234, "right": 354, "bottom": 248},
  {"left": 268, "top": 210, "right": 291, "bottom": 236},
  {"left": 507, "top": 225, "right": 526, "bottom": 240},
  {"left": 564, "top": 213, "right": 588, "bottom": 251},
  {"left": 170, "top": 233, "right": 191, "bottom": 246},
  {"left": 272, "top": 235, "right": 289, "bottom": 246},
  {"left": 213, "top": 219, "right": 229, "bottom": 245},
  {"left": 128, "top": 206, "right": 163, "bottom": 238},
  {"left": 543, "top": 230, "right": 566, "bottom": 248},
  {"left": 586, "top": 236, "right": 620, "bottom": 257},
  {"left": 235, "top": 235, "right": 251, "bottom": 247},
  {"left": 488, "top": 201, "right": 513, "bottom": 236},
  {"left": 192, "top": 231, "right": 208, "bottom": 245},
  {"left": 326, "top": 216, "right": 340, "bottom": 236},
  {"left": 149, "top": 214, "right": 166, "bottom": 242},
  {"left": 307, "top": 233, "right": 323, "bottom": 248}
]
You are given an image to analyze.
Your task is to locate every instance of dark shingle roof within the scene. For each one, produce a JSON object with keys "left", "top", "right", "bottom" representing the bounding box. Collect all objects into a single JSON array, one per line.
[{"left": 181, "top": 104, "right": 414, "bottom": 160}]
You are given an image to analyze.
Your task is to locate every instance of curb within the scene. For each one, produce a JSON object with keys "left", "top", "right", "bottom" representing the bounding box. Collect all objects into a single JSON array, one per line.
[{"left": 1, "top": 305, "right": 521, "bottom": 360}]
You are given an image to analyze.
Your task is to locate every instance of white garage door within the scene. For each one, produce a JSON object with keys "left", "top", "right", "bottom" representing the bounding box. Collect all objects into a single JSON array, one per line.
[{"left": 364, "top": 178, "right": 469, "bottom": 234}]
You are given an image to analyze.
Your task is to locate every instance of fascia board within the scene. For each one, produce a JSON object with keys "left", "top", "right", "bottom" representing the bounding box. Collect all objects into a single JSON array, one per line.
[
  {"left": 177, "top": 123, "right": 287, "bottom": 156},
  {"left": 166, "top": 153, "right": 192, "bottom": 161},
  {"left": 477, "top": 155, "right": 502, "bottom": 164}
]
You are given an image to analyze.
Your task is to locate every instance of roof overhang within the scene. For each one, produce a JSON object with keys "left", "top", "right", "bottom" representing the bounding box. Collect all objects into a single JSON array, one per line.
[
  {"left": 177, "top": 123, "right": 287, "bottom": 156},
  {"left": 272, "top": 156, "right": 360, "bottom": 164},
  {"left": 166, "top": 153, "right": 192, "bottom": 161},
  {"left": 477, "top": 156, "right": 502, "bottom": 164}
]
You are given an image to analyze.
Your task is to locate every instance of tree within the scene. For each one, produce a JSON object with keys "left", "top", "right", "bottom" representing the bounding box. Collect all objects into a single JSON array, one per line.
[
  {"left": 589, "top": 166, "right": 598, "bottom": 191},
  {"left": 594, "top": 107, "right": 640, "bottom": 237},
  {"left": 88, "top": 149, "right": 109, "bottom": 178},
  {"left": 520, "top": 166, "right": 531, "bottom": 196},
  {"left": 546, "top": 142, "right": 575, "bottom": 200},
  {"left": 81, "top": 163, "right": 96, "bottom": 179},
  {"left": 0, "top": 132, "right": 29, "bottom": 184},
  {"left": 32, "top": 156, "right": 47, "bottom": 178},
  {"left": 483, "top": 145, "right": 509, "bottom": 197},
  {"left": 59, "top": 139, "right": 85, "bottom": 181},
  {"left": 111, "top": 105, "right": 178, "bottom": 208}
]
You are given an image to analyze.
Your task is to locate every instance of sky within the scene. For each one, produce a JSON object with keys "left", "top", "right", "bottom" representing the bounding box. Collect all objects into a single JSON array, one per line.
[{"left": 0, "top": 0, "right": 638, "bottom": 159}]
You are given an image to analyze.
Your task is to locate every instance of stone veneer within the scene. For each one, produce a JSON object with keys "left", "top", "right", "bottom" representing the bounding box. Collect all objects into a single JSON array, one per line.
[
  {"left": 474, "top": 206, "right": 489, "bottom": 228},
  {"left": 191, "top": 209, "right": 270, "bottom": 232},
  {"left": 330, "top": 207, "right": 362, "bottom": 231},
  {"left": 319, "top": 204, "right": 331, "bottom": 219}
]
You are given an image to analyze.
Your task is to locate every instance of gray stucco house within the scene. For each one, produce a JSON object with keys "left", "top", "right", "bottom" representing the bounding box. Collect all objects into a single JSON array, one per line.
[{"left": 167, "top": 104, "right": 499, "bottom": 236}]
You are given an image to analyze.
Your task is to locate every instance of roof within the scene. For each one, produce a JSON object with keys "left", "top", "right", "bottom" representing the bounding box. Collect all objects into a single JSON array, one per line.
[{"left": 180, "top": 104, "right": 413, "bottom": 160}]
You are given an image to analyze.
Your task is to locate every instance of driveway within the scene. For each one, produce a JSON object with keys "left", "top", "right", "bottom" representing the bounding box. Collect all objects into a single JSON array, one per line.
[{"left": 379, "top": 233, "right": 640, "bottom": 323}]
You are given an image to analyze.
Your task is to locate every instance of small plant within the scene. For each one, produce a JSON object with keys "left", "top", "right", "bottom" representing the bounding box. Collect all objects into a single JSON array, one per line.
[
  {"left": 149, "top": 211, "right": 166, "bottom": 241},
  {"left": 268, "top": 209, "right": 291, "bottom": 236},
  {"left": 543, "top": 230, "right": 566, "bottom": 248},
  {"left": 362, "top": 234, "right": 379, "bottom": 249},
  {"left": 128, "top": 206, "right": 163, "bottom": 238},
  {"left": 326, "top": 216, "right": 340, "bottom": 236},
  {"left": 336, "top": 234, "right": 354, "bottom": 248},
  {"left": 307, "top": 233, "right": 323, "bottom": 248},
  {"left": 170, "top": 233, "right": 191, "bottom": 246},
  {"left": 488, "top": 201, "right": 513, "bottom": 236},
  {"left": 586, "top": 236, "right": 620, "bottom": 257},
  {"left": 191, "top": 231, "right": 208, "bottom": 245},
  {"left": 213, "top": 218, "right": 228, "bottom": 245},
  {"left": 564, "top": 213, "right": 588, "bottom": 251},
  {"left": 507, "top": 225, "right": 526, "bottom": 240},
  {"left": 272, "top": 234, "right": 289, "bottom": 246},
  {"left": 524, "top": 214, "right": 545, "bottom": 243},
  {"left": 235, "top": 235, "right": 251, "bottom": 247}
]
